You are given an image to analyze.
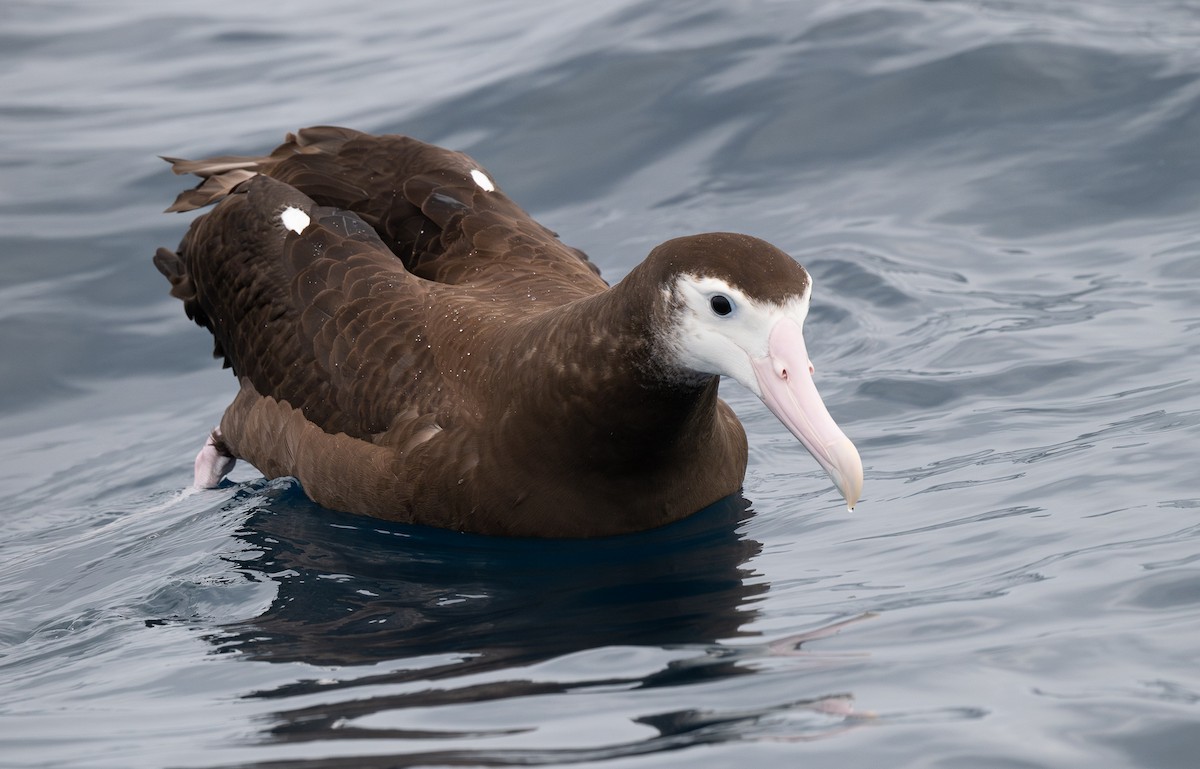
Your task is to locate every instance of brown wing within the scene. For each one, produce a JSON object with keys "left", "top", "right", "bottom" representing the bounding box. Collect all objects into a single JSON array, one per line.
[
  {"left": 156, "top": 175, "right": 441, "bottom": 439},
  {"left": 157, "top": 128, "right": 615, "bottom": 442},
  {"left": 165, "top": 126, "right": 608, "bottom": 301}
]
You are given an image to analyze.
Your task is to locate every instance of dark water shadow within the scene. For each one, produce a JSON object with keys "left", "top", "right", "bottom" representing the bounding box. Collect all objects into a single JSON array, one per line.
[
  {"left": 215, "top": 482, "right": 764, "bottom": 675},
  {"left": 206, "top": 484, "right": 878, "bottom": 765}
]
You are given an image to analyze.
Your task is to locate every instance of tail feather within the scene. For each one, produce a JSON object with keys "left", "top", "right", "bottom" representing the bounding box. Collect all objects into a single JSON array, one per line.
[
  {"left": 161, "top": 155, "right": 263, "bottom": 178},
  {"left": 160, "top": 126, "right": 367, "bottom": 213},
  {"left": 164, "top": 169, "right": 258, "bottom": 212}
]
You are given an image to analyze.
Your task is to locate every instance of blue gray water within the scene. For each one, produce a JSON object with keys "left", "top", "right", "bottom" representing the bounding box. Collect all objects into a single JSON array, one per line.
[{"left": 2, "top": 1, "right": 1198, "bottom": 767}]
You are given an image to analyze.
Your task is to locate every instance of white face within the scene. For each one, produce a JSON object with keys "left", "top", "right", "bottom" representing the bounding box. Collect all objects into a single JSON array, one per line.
[
  {"left": 661, "top": 270, "right": 862, "bottom": 510},
  {"left": 663, "top": 274, "right": 812, "bottom": 395}
]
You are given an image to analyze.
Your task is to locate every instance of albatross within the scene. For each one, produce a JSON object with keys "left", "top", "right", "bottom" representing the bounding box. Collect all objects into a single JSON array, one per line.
[{"left": 155, "top": 127, "right": 862, "bottom": 537}]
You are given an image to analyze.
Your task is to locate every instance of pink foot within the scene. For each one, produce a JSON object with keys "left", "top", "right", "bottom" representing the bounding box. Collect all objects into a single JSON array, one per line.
[{"left": 193, "top": 429, "right": 236, "bottom": 488}]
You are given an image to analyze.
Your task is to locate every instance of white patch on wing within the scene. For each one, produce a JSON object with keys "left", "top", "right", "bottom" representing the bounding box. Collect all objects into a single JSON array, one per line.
[
  {"left": 280, "top": 205, "right": 310, "bottom": 234},
  {"left": 470, "top": 169, "right": 495, "bottom": 192}
]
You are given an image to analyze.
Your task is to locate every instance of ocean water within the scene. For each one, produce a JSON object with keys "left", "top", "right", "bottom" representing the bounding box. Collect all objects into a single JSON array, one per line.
[{"left": 2, "top": 1, "right": 1199, "bottom": 767}]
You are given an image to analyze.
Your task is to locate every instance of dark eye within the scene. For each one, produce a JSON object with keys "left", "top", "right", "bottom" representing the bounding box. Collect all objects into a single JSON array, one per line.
[{"left": 710, "top": 294, "right": 733, "bottom": 316}]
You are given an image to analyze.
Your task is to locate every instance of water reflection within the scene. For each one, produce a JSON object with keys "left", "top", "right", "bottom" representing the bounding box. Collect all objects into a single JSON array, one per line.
[
  {"left": 207, "top": 484, "right": 871, "bottom": 761},
  {"left": 217, "top": 482, "right": 763, "bottom": 669}
]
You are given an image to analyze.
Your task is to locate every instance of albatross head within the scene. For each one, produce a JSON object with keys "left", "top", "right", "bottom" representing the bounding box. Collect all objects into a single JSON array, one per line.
[{"left": 651, "top": 233, "right": 864, "bottom": 510}]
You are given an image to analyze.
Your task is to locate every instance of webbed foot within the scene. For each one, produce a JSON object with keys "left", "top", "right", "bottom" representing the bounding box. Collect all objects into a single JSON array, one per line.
[{"left": 193, "top": 428, "right": 236, "bottom": 488}]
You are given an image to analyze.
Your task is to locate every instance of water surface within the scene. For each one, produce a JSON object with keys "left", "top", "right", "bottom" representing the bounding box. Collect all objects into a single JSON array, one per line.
[{"left": 2, "top": 1, "right": 1199, "bottom": 767}]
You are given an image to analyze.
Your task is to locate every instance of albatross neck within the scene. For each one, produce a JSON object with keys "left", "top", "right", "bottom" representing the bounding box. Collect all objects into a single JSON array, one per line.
[{"left": 498, "top": 278, "right": 726, "bottom": 475}]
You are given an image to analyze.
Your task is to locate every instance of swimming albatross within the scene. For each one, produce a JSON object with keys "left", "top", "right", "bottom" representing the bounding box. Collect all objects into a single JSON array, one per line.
[{"left": 155, "top": 127, "right": 862, "bottom": 537}]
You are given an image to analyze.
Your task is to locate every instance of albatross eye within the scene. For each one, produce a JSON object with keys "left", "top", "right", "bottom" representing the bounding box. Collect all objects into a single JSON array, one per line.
[{"left": 710, "top": 294, "right": 733, "bottom": 317}]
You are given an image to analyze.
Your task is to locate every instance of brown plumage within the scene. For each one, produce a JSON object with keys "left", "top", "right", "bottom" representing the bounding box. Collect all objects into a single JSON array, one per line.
[{"left": 156, "top": 127, "right": 861, "bottom": 537}]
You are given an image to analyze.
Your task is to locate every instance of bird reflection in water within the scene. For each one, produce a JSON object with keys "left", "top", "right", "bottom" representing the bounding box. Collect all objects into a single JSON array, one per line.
[{"left": 210, "top": 481, "right": 873, "bottom": 761}]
